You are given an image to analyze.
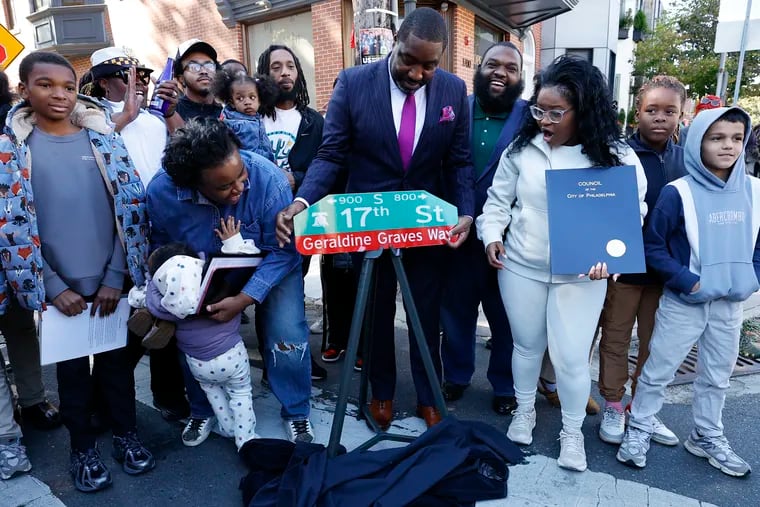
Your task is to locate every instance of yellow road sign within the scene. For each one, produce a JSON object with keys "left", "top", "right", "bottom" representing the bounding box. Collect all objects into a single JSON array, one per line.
[{"left": 0, "top": 23, "right": 24, "bottom": 70}]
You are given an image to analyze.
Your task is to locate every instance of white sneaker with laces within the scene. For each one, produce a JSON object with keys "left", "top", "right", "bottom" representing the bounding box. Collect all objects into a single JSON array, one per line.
[
  {"left": 558, "top": 429, "right": 587, "bottom": 472},
  {"left": 651, "top": 416, "right": 679, "bottom": 446},
  {"left": 599, "top": 405, "right": 625, "bottom": 444},
  {"left": 507, "top": 408, "right": 536, "bottom": 445},
  {"left": 182, "top": 416, "right": 216, "bottom": 447},
  {"left": 284, "top": 419, "right": 315, "bottom": 443},
  {"left": 624, "top": 410, "right": 679, "bottom": 446}
]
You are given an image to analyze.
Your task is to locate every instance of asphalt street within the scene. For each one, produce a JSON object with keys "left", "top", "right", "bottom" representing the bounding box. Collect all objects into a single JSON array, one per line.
[{"left": 3, "top": 269, "right": 760, "bottom": 506}]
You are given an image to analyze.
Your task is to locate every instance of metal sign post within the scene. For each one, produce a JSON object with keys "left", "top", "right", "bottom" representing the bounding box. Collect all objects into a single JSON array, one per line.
[{"left": 294, "top": 191, "right": 457, "bottom": 456}]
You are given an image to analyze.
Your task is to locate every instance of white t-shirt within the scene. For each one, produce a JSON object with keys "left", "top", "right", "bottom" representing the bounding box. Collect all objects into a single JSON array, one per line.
[
  {"left": 263, "top": 107, "right": 302, "bottom": 171},
  {"left": 106, "top": 100, "right": 167, "bottom": 186}
]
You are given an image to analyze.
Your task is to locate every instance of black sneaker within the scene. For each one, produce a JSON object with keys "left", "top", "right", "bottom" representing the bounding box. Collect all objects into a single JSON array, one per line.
[
  {"left": 311, "top": 355, "right": 327, "bottom": 381},
  {"left": 153, "top": 398, "right": 190, "bottom": 422},
  {"left": 70, "top": 447, "right": 112, "bottom": 493},
  {"left": 112, "top": 432, "right": 156, "bottom": 475}
]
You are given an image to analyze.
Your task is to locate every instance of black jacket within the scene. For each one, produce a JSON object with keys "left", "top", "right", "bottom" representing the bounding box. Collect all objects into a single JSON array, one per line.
[
  {"left": 239, "top": 417, "right": 523, "bottom": 507},
  {"left": 619, "top": 132, "right": 686, "bottom": 285},
  {"left": 290, "top": 106, "right": 324, "bottom": 192}
]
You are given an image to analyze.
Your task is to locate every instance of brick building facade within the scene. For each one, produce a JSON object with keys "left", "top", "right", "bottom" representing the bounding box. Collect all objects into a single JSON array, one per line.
[{"left": 1, "top": 0, "right": 542, "bottom": 109}]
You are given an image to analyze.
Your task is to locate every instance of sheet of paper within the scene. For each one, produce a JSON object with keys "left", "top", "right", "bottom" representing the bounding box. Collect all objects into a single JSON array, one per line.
[{"left": 39, "top": 299, "right": 130, "bottom": 365}]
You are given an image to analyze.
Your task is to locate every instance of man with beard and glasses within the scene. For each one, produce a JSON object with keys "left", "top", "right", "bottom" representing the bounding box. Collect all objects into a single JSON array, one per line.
[
  {"left": 153, "top": 39, "right": 222, "bottom": 133},
  {"left": 257, "top": 45, "right": 328, "bottom": 382},
  {"left": 275, "top": 7, "right": 475, "bottom": 430},
  {"left": 440, "top": 42, "right": 526, "bottom": 416}
]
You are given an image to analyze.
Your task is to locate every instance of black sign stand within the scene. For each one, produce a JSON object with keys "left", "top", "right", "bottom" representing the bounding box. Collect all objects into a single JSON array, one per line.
[{"left": 326, "top": 248, "right": 448, "bottom": 457}]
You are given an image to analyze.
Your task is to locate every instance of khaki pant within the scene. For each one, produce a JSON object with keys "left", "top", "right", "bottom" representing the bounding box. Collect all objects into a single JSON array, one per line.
[{"left": 598, "top": 280, "right": 662, "bottom": 402}]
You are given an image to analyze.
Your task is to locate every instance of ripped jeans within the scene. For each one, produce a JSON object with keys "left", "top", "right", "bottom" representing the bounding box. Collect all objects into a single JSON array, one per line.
[
  {"left": 179, "top": 268, "right": 311, "bottom": 421},
  {"left": 255, "top": 268, "right": 312, "bottom": 420}
]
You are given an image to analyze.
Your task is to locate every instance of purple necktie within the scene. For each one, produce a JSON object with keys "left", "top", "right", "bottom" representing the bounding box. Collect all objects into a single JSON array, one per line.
[{"left": 398, "top": 93, "right": 416, "bottom": 171}]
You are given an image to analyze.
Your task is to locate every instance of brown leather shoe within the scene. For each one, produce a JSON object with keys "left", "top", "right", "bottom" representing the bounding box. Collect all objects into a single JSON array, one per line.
[
  {"left": 416, "top": 405, "right": 442, "bottom": 428},
  {"left": 369, "top": 399, "right": 393, "bottom": 431}
]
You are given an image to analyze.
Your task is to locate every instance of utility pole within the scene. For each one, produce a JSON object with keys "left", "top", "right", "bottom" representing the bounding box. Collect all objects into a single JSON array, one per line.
[{"left": 733, "top": 0, "right": 753, "bottom": 104}]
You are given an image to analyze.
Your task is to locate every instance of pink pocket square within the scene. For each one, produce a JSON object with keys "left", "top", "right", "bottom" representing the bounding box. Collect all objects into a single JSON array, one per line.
[{"left": 439, "top": 106, "right": 456, "bottom": 123}]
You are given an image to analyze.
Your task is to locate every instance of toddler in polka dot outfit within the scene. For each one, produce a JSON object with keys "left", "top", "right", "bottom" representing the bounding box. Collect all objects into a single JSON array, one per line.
[{"left": 146, "top": 229, "right": 259, "bottom": 450}]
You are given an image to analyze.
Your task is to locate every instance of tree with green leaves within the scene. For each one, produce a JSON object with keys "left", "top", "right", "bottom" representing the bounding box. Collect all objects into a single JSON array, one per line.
[{"left": 632, "top": 0, "right": 760, "bottom": 102}]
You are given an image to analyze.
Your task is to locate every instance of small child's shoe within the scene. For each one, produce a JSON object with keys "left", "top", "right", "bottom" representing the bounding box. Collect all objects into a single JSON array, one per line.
[
  {"left": 112, "top": 432, "right": 156, "bottom": 475},
  {"left": 127, "top": 308, "right": 154, "bottom": 337},
  {"left": 141, "top": 320, "right": 176, "bottom": 350},
  {"left": 0, "top": 438, "right": 32, "bottom": 480}
]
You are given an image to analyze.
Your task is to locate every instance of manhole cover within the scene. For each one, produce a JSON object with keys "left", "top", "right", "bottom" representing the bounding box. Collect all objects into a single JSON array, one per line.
[{"left": 629, "top": 346, "right": 760, "bottom": 386}]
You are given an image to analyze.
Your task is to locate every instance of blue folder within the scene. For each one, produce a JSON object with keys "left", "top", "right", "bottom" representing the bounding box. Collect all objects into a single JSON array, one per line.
[{"left": 545, "top": 165, "right": 645, "bottom": 275}]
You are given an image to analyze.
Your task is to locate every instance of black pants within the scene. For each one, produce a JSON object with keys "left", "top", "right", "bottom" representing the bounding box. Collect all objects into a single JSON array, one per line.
[
  {"left": 322, "top": 253, "right": 359, "bottom": 351},
  {"left": 125, "top": 332, "right": 187, "bottom": 408},
  {"left": 57, "top": 346, "right": 136, "bottom": 451},
  {"left": 351, "top": 247, "right": 445, "bottom": 406}
]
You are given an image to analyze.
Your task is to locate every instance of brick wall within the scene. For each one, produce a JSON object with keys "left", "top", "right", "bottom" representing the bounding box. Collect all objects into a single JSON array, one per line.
[
  {"left": 451, "top": 5, "right": 475, "bottom": 95},
  {"left": 135, "top": 0, "right": 241, "bottom": 68},
  {"left": 533, "top": 23, "right": 542, "bottom": 69},
  {"left": 311, "top": 0, "right": 345, "bottom": 112}
]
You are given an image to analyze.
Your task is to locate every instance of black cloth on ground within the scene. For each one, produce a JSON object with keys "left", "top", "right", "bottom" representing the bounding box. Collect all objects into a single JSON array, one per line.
[{"left": 238, "top": 417, "right": 523, "bottom": 507}]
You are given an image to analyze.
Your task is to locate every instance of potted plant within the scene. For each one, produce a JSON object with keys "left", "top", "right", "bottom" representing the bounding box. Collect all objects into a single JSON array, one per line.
[
  {"left": 633, "top": 9, "right": 648, "bottom": 42},
  {"left": 619, "top": 9, "right": 633, "bottom": 39}
]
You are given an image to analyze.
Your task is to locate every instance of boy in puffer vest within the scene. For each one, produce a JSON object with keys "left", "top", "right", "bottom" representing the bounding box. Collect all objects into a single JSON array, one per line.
[{"left": 0, "top": 51, "right": 154, "bottom": 492}]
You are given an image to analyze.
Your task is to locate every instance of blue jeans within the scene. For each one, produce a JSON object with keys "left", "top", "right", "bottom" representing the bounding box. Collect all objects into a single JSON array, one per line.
[
  {"left": 180, "top": 268, "right": 311, "bottom": 421},
  {"left": 256, "top": 268, "right": 312, "bottom": 420}
]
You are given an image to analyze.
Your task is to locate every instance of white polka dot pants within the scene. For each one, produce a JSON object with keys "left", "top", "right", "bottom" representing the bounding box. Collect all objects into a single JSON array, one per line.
[{"left": 186, "top": 341, "right": 256, "bottom": 449}]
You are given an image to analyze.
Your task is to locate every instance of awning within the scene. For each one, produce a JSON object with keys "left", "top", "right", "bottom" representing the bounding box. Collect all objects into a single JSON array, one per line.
[
  {"left": 462, "top": 0, "right": 578, "bottom": 30},
  {"left": 215, "top": 0, "right": 577, "bottom": 30}
]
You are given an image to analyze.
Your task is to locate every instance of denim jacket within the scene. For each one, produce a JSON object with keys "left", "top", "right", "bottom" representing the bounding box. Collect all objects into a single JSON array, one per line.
[
  {"left": 146, "top": 150, "right": 301, "bottom": 303},
  {"left": 220, "top": 106, "right": 276, "bottom": 163},
  {"left": 0, "top": 97, "right": 149, "bottom": 313}
]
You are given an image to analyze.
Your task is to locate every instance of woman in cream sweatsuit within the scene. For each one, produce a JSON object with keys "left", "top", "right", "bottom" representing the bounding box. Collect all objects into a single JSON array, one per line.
[{"left": 476, "top": 56, "right": 647, "bottom": 472}]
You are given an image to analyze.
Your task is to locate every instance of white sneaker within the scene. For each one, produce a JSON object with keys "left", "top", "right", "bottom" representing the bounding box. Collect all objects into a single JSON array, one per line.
[
  {"left": 599, "top": 405, "right": 626, "bottom": 444},
  {"left": 182, "top": 416, "right": 216, "bottom": 447},
  {"left": 651, "top": 416, "right": 679, "bottom": 446},
  {"left": 507, "top": 409, "right": 536, "bottom": 445},
  {"left": 284, "top": 419, "right": 314, "bottom": 443},
  {"left": 309, "top": 318, "right": 323, "bottom": 334},
  {"left": 558, "top": 429, "right": 587, "bottom": 472},
  {"left": 624, "top": 410, "right": 679, "bottom": 446}
]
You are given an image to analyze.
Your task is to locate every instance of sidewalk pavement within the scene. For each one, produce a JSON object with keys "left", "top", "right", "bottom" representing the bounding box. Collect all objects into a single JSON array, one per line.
[{"left": 2, "top": 260, "right": 759, "bottom": 506}]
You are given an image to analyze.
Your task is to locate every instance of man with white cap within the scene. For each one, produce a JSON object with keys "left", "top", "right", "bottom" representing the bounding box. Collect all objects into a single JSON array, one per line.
[
  {"left": 83, "top": 47, "right": 167, "bottom": 185},
  {"left": 153, "top": 39, "right": 222, "bottom": 133}
]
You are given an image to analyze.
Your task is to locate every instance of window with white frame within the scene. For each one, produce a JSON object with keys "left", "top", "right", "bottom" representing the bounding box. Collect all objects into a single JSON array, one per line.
[{"left": 521, "top": 30, "right": 535, "bottom": 99}]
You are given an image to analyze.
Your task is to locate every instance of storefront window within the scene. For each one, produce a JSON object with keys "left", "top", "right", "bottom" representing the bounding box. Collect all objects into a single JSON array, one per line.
[{"left": 474, "top": 21, "right": 504, "bottom": 66}]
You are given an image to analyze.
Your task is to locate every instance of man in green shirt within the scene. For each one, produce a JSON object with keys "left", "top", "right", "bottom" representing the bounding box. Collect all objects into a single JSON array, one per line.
[{"left": 440, "top": 42, "right": 526, "bottom": 415}]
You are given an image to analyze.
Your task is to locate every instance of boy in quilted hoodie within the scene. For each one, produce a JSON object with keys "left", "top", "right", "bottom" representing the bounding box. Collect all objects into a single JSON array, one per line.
[{"left": 0, "top": 51, "right": 154, "bottom": 492}]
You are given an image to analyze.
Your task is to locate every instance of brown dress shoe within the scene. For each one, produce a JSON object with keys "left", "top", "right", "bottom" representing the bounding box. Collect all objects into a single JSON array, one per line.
[
  {"left": 369, "top": 399, "right": 393, "bottom": 430},
  {"left": 416, "top": 405, "right": 442, "bottom": 428}
]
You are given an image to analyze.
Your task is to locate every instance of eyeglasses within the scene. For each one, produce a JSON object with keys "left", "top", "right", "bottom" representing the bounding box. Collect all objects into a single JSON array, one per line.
[
  {"left": 529, "top": 105, "right": 572, "bottom": 124},
  {"left": 108, "top": 69, "right": 152, "bottom": 85},
  {"left": 183, "top": 62, "right": 217, "bottom": 74},
  {"left": 700, "top": 97, "right": 721, "bottom": 107}
]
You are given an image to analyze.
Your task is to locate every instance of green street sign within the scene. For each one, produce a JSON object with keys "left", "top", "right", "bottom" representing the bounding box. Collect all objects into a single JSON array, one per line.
[{"left": 294, "top": 190, "right": 459, "bottom": 255}]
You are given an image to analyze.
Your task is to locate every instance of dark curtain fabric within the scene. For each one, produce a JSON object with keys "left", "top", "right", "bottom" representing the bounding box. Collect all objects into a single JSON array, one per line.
[{"left": 239, "top": 417, "right": 524, "bottom": 507}]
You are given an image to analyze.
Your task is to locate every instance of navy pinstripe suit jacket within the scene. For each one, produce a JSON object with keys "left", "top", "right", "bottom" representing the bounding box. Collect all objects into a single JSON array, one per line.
[{"left": 297, "top": 58, "right": 475, "bottom": 217}]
